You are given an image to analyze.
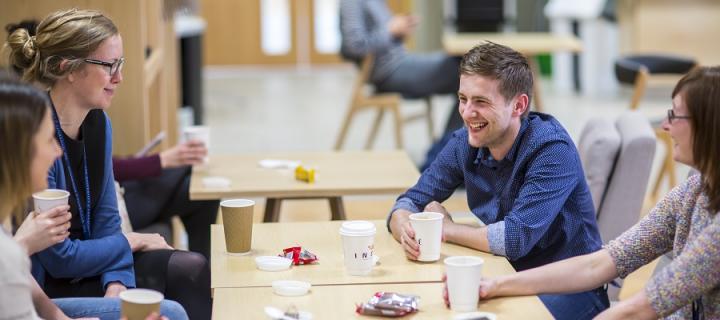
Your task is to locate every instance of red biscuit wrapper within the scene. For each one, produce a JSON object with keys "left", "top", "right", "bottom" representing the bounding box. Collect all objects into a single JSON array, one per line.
[
  {"left": 356, "top": 292, "right": 419, "bottom": 317},
  {"left": 280, "top": 246, "right": 318, "bottom": 265}
]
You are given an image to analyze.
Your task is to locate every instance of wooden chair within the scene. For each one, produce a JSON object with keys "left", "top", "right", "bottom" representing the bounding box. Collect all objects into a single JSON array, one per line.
[
  {"left": 614, "top": 55, "right": 697, "bottom": 201},
  {"left": 334, "top": 54, "right": 435, "bottom": 150}
]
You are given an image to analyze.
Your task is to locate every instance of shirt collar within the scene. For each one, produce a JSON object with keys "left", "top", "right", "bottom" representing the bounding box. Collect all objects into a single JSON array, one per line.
[{"left": 473, "top": 116, "right": 530, "bottom": 167}]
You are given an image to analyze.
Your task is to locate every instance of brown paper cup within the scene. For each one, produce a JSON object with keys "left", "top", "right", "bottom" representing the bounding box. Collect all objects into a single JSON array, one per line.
[
  {"left": 120, "top": 289, "right": 163, "bottom": 320},
  {"left": 221, "top": 199, "right": 255, "bottom": 255}
]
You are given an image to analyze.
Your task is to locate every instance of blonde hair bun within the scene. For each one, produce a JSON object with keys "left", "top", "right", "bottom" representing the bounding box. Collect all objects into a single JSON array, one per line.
[{"left": 6, "top": 27, "right": 38, "bottom": 70}]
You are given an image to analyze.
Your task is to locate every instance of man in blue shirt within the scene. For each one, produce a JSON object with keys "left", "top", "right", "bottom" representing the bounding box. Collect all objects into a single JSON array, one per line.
[{"left": 387, "top": 42, "right": 608, "bottom": 319}]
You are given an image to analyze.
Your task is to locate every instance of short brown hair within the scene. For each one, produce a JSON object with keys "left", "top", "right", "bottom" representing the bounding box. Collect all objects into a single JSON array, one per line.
[
  {"left": 672, "top": 66, "right": 720, "bottom": 213},
  {"left": 0, "top": 79, "right": 49, "bottom": 223},
  {"left": 5, "top": 8, "right": 117, "bottom": 87},
  {"left": 460, "top": 42, "right": 534, "bottom": 116}
]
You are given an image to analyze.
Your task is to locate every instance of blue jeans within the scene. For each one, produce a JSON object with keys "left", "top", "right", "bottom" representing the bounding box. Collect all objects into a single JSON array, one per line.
[
  {"left": 53, "top": 298, "right": 188, "bottom": 320},
  {"left": 538, "top": 287, "right": 609, "bottom": 320}
]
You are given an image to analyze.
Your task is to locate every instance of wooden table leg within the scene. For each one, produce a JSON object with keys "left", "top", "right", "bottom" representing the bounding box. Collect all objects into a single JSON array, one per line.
[
  {"left": 528, "top": 56, "right": 544, "bottom": 113},
  {"left": 263, "top": 198, "right": 282, "bottom": 222},
  {"left": 328, "top": 197, "right": 347, "bottom": 220}
]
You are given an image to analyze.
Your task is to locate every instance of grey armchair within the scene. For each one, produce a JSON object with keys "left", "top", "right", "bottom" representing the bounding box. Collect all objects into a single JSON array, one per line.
[{"left": 578, "top": 111, "right": 656, "bottom": 300}]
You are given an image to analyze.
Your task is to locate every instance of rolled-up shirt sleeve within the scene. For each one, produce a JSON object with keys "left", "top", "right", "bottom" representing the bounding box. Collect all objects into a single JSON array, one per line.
[{"left": 486, "top": 221, "right": 506, "bottom": 256}]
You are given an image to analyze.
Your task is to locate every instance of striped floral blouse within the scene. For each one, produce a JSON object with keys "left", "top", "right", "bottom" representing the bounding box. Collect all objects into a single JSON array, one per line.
[{"left": 605, "top": 174, "right": 719, "bottom": 318}]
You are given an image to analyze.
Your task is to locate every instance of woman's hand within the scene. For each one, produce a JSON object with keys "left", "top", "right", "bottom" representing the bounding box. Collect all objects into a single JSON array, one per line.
[
  {"left": 14, "top": 205, "right": 72, "bottom": 255},
  {"left": 124, "top": 232, "right": 173, "bottom": 252},
  {"left": 104, "top": 282, "right": 127, "bottom": 298},
  {"left": 159, "top": 141, "right": 207, "bottom": 169},
  {"left": 442, "top": 273, "right": 500, "bottom": 308}
]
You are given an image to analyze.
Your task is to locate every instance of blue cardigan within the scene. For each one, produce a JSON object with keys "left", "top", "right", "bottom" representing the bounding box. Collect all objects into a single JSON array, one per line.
[{"left": 31, "top": 111, "right": 135, "bottom": 289}]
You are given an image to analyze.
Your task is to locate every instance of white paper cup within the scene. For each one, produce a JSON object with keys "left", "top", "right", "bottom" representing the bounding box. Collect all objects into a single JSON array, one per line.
[
  {"left": 182, "top": 125, "right": 210, "bottom": 164},
  {"left": 445, "top": 256, "right": 484, "bottom": 312},
  {"left": 409, "top": 212, "right": 444, "bottom": 261},
  {"left": 119, "top": 288, "right": 163, "bottom": 320},
  {"left": 32, "top": 189, "right": 70, "bottom": 213},
  {"left": 339, "top": 220, "right": 376, "bottom": 276}
]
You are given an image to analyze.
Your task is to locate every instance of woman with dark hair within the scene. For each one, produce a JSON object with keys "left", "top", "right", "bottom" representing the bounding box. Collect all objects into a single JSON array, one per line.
[
  {"left": 444, "top": 66, "right": 720, "bottom": 319},
  {"left": 6, "top": 9, "right": 210, "bottom": 319}
]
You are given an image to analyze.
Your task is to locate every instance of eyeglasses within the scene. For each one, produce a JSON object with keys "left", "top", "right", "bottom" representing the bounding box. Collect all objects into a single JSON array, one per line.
[
  {"left": 667, "top": 109, "right": 691, "bottom": 124},
  {"left": 83, "top": 57, "right": 125, "bottom": 77}
]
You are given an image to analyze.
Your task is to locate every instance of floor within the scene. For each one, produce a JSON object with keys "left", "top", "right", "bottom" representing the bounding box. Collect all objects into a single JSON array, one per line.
[{"left": 196, "top": 63, "right": 688, "bottom": 300}]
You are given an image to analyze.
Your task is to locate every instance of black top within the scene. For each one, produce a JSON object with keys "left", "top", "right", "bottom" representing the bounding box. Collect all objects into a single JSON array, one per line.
[{"left": 58, "top": 109, "right": 106, "bottom": 239}]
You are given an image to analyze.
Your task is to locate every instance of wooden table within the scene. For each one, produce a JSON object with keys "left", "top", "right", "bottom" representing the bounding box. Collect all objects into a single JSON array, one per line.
[
  {"left": 213, "top": 282, "right": 553, "bottom": 319},
  {"left": 210, "top": 220, "right": 515, "bottom": 289},
  {"left": 443, "top": 32, "right": 583, "bottom": 112},
  {"left": 189, "top": 151, "right": 419, "bottom": 222}
]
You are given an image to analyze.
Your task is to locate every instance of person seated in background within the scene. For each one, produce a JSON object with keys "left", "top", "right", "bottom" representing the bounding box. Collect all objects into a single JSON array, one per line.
[
  {"left": 4, "top": 15, "right": 218, "bottom": 261},
  {"left": 0, "top": 78, "right": 186, "bottom": 320},
  {"left": 450, "top": 66, "right": 720, "bottom": 319},
  {"left": 6, "top": 9, "right": 210, "bottom": 319},
  {"left": 113, "top": 139, "right": 218, "bottom": 259},
  {"left": 387, "top": 42, "right": 607, "bottom": 319},
  {"left": 339, "top": 0, "right": 460, "bottom": 123}
]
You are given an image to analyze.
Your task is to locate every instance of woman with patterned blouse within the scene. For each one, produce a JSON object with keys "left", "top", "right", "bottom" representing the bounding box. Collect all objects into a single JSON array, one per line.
[{"left": 443, "top": 66, "right": 720, "bottom": 319}]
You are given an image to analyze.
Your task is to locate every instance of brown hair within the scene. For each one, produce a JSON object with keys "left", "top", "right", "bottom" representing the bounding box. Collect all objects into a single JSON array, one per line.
[
  {"left": 672, "top": 66, "right": 720, "bottom": 213},
  {"left": 0, "top": 79, "right": 49, "bottom": 223},
  {"left": 459, "top": 41, "right": 534, "bottom": 116},
  {"left": 5, "top": 8, "right": 117, "bottom": 87}
]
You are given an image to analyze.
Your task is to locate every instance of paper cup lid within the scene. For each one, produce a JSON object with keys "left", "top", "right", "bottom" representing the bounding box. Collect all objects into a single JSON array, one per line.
[
  {"left": 339, "top": 220, "right": 376, "bottom": 237},
  {"left": 271, "top": 280, "right": 311, "bottom": 296},
  {"left": 255, "top": 256, "right": 292, "bottom": 272}
]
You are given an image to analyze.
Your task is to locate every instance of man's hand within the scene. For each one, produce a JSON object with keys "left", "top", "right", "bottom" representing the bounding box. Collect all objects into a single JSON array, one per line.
[
  {"left": 14, "top": 205, "right": 72, "bottom": 255},
  {"left": 159, "top": 140, "right": 207, "bottom": 169},
  {"left": 104, "top": 282, "right": 127, "bottom": 298},
  {"left": 124, "top": 232, "right": 173, "bottom": 252},
  {"left": 424, "top": 201, "right": 454, "bottom": 242},
  {"left": 389, "top": 209, "right": 420, "bottom": 260}
]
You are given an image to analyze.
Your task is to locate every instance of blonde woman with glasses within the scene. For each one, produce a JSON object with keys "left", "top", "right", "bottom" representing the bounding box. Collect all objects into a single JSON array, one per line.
[{"left": 6, "top": 9, "right": 210, "bottom": 319}]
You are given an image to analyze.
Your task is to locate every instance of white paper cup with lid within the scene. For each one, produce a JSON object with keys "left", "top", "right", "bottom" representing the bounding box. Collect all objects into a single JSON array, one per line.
[{"left": 339, "top": 220, "right": 376, "bottom": 276}]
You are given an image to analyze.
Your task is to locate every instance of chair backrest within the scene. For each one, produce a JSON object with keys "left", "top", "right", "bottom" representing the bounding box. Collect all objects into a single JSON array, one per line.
[{"left": 579, "top": 112, "right": 656, "bottom": 243}]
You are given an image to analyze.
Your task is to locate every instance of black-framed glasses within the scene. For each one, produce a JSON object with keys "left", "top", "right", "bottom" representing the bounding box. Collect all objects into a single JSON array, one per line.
[
  {"left": 667, "top": 109, "right": 691, "bottom": 124},
  {"left": 83, "top": 57, "right": 125, "bottom": 77}
]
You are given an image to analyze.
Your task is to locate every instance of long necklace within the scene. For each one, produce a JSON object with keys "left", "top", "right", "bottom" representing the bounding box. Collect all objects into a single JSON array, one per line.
[{"left": 50, "top": 102, "right": 92, "bottom": 238}]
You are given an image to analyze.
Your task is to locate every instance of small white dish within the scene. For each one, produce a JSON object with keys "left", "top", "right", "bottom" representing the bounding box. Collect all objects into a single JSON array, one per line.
[
  {"left": 264, "top": 306, "right": 313, "bottom": 320},
  {"left": 258, "top": 159, "right": 300, "bottom": 169},
  {"left": 271, "top": 280, "right": 311, "bottom": 297},
  {"left": 255, "top": 256, "right": 292, "bottom": 272},
  {"left": 453, "top": 311, "right": 497, "bottom": 320},
  {"left": 202, "top": 176, "right": 231, "bottom": 188}
]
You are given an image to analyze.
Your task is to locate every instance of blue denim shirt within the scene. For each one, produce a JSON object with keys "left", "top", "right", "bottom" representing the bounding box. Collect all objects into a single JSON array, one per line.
[{"left": 391, "top": 112, "right": 602, "bottom": 271}]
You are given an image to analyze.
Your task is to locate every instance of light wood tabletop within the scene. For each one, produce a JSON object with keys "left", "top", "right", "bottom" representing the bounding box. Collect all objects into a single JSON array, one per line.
[
  {"left": 443, "top": 32, "right": 582, "bottom": 56},
  {"left": 211, "top": 220, "right": 516, "bottom": 289},
  {"left": 212, "top": 282, "right": 553, "bottom": 319},
  {"left": 189, "top": 151, "right": 420, "bottom": 221}
]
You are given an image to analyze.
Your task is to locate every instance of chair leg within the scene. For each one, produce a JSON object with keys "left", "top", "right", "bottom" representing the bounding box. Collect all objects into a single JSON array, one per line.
[
  {"left": 334, "top": 104, "right": 358, "bottom": 150},
  {"left": 365, "top": 109, "right": 385, "bottom": 150},
  {"left": 391, "top": 104, "right": 404, "bottom": 149},
  {"left": 528, "top": 56, "right": 544, "bottom": 112},
  {"left": 650, "top": 130, "right": 676, "bottom": 200},
  {"left": 424, "top": 97, "right": 434, "bottom": 141},
  {"left": 630, "top": 69, "right": 649, "bottom": 110}
]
